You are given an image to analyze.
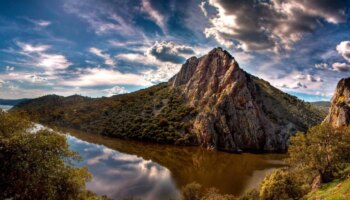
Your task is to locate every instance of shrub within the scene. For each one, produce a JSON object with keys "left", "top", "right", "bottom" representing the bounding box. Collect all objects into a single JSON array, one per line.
[
  {"left": 181, "top": 182, "right": 202, "bottom": 200},
  {"left": 259, "top": 169, "right": 306, "bottom": 200}
]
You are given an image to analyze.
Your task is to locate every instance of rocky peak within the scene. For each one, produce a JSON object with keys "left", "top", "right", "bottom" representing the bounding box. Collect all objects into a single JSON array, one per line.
[
  {"left": 169, "top": 48, "right": 322, "bottom": 152},
  {"left": 324, "top": 77, "right": 350, "bottom": 127}
]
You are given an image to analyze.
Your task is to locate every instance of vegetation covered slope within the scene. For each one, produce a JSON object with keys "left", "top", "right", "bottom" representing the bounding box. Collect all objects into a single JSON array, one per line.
[
  {"left": 253, "top": 77, "right": 326, "bottom": 131},
  {"left": 14, "top": 83, "right": 198, "bottom": 145},
  {"left": 310, "top": 101, "right": 331, "bottom": 115}
]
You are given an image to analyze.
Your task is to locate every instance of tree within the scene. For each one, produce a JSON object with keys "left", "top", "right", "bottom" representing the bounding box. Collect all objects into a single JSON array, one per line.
[
  {"left": 287, "top": 123, "right": 350, "bottom": 183},
  {"left": 0, "top": 111, "right": 104, "bottom": 200}
]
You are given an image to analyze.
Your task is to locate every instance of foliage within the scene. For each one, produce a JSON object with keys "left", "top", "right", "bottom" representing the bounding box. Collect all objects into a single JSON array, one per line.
[
  {"left": 239, "top": 188, "right": 259, "bottom": 200},
  {"left": 181, "top": 182, "right": 236, "bottom": 200},
  {"left": 259, "top": 169, "right": 307, "bottom": 200},
  {"left": 0, "top": 111, "right": 104, "bottom": 200},
  {"left": 287, "top": 124, "right": 350, "bottom": 183},
  {"left": 181, "top": 182, "right": 203, "bottom": 200},
  {"left": 13, "top": 83, "right": 198, "bottom": 145}
]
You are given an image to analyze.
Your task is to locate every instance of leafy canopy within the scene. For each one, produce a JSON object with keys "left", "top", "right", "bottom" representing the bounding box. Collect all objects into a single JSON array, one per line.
[{"left": 0, "top": 111, "right": 105, "bottom": 200}]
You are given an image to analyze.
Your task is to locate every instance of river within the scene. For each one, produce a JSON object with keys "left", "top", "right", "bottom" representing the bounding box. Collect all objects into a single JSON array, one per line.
[
  {"left": 67, "top": 130, "right": 285, "bottom": 200},
  {"left": 2, "top": 104, "right": 285, "bottom": 200}
]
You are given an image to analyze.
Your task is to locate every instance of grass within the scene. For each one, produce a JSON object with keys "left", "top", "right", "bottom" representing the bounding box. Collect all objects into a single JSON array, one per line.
[{"left": 305, "top": 178, "right": 350, "bottom": 200}]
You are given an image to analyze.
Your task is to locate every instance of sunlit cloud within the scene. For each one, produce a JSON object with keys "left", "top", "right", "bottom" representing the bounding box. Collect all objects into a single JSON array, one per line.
[
  {"left": 61, "top": 67, "right": 152, "bottom": 87},
  {"left": 89, "top": 47, "right": 115, "bottom": 66}
]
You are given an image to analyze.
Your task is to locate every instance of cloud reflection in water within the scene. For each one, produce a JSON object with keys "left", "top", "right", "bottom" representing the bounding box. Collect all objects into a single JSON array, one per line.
[{"left": 67, "top": 135, "right": 179, "bottom": 200}]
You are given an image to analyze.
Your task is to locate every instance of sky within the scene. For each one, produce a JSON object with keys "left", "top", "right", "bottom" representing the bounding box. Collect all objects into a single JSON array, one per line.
[{"left": 0, "top": 0, "right": 350, "bottom": 101}]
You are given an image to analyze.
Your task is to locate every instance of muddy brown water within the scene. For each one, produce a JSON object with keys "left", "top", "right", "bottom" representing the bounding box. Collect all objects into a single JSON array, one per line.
[{"left": 66, "top": 130, "right": 285, "bottom": 200}]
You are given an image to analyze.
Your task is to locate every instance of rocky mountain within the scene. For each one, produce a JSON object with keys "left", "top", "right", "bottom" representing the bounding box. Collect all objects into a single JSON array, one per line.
[
  {"left": 13, "top": 48, "right": 325, "bottom": 152},
  {"left": 324, "top": 77, "right": 350, "bottom": 128}
]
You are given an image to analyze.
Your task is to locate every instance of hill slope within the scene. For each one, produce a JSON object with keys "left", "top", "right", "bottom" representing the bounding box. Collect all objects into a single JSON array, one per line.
[
  {"left": 311, "top": 101, "right": 330, "bottom": 115},
  {"left": 13, "top": 48, "right": 325, "bottom": 152}
]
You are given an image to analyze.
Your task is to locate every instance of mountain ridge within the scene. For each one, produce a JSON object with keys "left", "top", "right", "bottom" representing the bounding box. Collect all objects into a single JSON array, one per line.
[{"left": 13, "top": 47, "right": 325, "bottom": 152}]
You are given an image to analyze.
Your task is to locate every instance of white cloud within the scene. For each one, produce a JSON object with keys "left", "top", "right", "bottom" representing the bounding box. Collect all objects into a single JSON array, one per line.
[
  {"left": 61, "top": 68, "right": 152, "bottom": 87},
  {"left": 37, "top": 54, "right": 72, "bottom": 70},
  {"left": 315, "top": 63, "right": 328, "bottom": 70},
  {"left": 104, "top": 86, "right": 128, "bottom": 97},
  {"left": 199, "top": 1, "right": 208, "bottom": 17},
  {"left": 63, "top": 1, "right": 136, "bottom": 36},
  {"left": 27, "top": 74, "right": 48, "bottom": 83},
  {"left": 17, "top": 42, "right": 50, "bottom": 52},
  {"left": 280, "top": 81, "right": 307, "bottom": 89},
  {"left": 332, "top": 62, "right": 350, "bottom": 72},
  {"left": 116, "top": 50, "right": 182, "bottom": 84},
  {"left": 89, "top": 47, "right": 115, "bottom": 66},
  {"left": 32, "top": 19, "right": 51, "bottom": 27},
  {"left": 16, "top": 42, "right": 72, "bottom": 70},
  {"left": 294, "top": 74, "right": 323, "bottom": 82},
  {"left": 143, "top": 64, "right": 181, "bottom": 84},
  {"left": 141, "top": 0, "right": 166, "bottom": 32},
  {"left": 5, "top": 66, "right": 15, "bottom": 71},
  {"left": 336, "top": 41, "right": 350, "bottom": 62}
]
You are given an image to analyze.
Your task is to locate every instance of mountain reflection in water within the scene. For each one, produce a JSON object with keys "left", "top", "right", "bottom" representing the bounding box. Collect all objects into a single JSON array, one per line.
[{"left": 67, "top": 131, "right": 285, "bottom": 200}]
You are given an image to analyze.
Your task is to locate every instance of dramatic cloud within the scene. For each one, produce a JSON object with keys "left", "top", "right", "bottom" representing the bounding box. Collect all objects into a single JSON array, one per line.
[
  {"left": 315, "top": 63, "right": 329, "bottom": 70},
  {"left": 336, "top": 41, "right": 350, "bottom": 62},
  {"left": 204, "top": 0, "right": 349, "bottom": 51},
  {"left": 89, "top": 47, "right": 115, "bottom": 66},
  {"left": 148, "top": 41, "right": 195, "bottom": 64},
  {"left": 62, "top": 68, "right": 151, "bottom": 87},
  {"left": 104, "top": 86, "right": 128, "bottom": 97},
  {"left": 332, "top": 62, "right": 350, "bottom": 71}
]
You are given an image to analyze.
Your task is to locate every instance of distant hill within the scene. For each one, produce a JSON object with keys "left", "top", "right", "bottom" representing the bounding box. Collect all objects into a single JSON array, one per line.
[
  {"left": 0, "top": 98, "right": 31, "bottom": 106},
  {"left": 310, "top": 101, "right": 330, "bottom": 115},
  {"left": 13, "top": 48, "right": 325, "bottom": 152}
]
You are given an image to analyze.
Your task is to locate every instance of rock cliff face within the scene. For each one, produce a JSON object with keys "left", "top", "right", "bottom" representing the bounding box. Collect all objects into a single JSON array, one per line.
[
  {"left": 324, "top": 78, "right": 350, "bottom": 128},
  {"left": 171, "top": 47, "right": 323, "bottom": 152}
]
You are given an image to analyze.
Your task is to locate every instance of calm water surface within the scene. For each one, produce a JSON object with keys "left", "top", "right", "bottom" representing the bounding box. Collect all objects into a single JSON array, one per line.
[
  {"left": 67, "top": 131, "right": 285, "bottom": 200},
  {"left": 0, "top": 105, "right": 12, "bottom": 111}
]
